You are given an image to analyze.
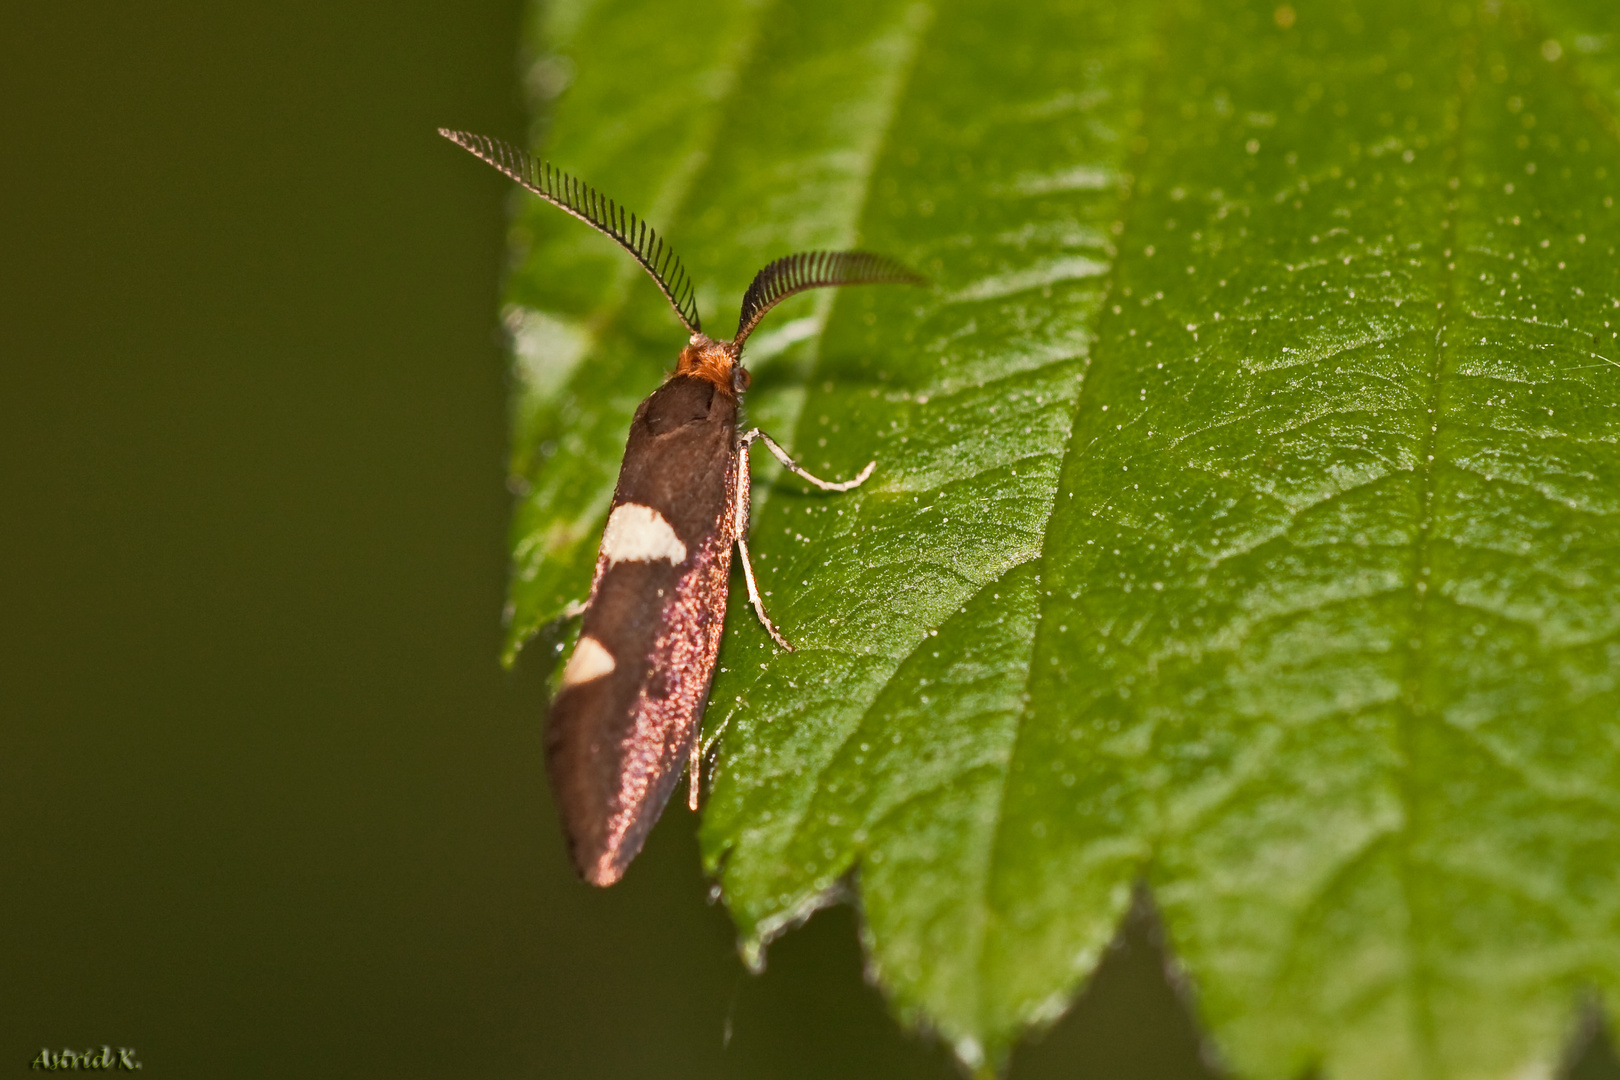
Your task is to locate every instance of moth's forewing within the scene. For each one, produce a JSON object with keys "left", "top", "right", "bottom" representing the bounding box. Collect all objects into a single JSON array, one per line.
[{"left": 546, "top": 375, "right": 738, "bottom": 885}]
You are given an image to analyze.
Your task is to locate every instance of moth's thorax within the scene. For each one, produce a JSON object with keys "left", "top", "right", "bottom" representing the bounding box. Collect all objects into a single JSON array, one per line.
[{"left": 675, "top": 334, "right": 748, "bottom": 395}]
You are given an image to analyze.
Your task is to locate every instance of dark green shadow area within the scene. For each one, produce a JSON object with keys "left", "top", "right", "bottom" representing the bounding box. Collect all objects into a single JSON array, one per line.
[
  {"left": 1012, "top": 895, "right": 1220, "bottom": 1080},
  {"left": 1567, "top": 1013, "right": 1620, "bottom": 1080}
]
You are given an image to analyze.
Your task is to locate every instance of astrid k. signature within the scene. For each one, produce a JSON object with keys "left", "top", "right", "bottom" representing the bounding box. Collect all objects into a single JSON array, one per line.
[{"left": 29, "top": 1046, "right": 140, "bottom": 1071}]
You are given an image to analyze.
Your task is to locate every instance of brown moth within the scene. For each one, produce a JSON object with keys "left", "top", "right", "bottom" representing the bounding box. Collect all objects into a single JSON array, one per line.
[{"left": 441, "top": 129, "right": 922, "bottom": 885}]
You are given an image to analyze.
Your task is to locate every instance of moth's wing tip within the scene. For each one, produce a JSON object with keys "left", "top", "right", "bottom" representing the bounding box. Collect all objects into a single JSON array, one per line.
[
  {"left": 565, "top": 814, "right": 648, "bottom": 887},
  {"left": 582, "top": 862, "right": 625, "bottom": 888},
  {"left": 553, "top": 818, "right": 629, "bottom": 886},
  {"left": 567, "top": 834, "right": 630, "bottom": 887}
]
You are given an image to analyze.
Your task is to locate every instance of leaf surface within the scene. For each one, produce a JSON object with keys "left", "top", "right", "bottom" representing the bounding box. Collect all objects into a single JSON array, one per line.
[{"left": 499, "top": 0, "right": 1620, "bottom": 1076}]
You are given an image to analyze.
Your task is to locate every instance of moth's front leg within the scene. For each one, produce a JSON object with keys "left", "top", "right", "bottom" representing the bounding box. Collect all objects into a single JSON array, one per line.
[{"left": 738, "top": 427, "right": 875, "bottom": 492}]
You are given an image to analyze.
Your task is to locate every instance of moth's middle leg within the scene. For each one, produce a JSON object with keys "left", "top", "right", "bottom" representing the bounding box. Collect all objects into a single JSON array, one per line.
[{"left": 729, "top": 431, "right": 877, "bottom": 653}]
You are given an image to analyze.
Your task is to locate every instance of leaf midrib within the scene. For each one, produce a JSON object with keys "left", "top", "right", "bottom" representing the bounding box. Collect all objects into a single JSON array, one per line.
[
  {"left": 1391, "top": 22, "right": 1472, "bottom": 1076},
  {"left": 708, "top": 0, "right": 943, "bottom": 881},
  {"left": 959, "top": 7, "right": 1491, "bottom": 1067},
  {"left": 962, "top": 0, "right": 1184, "bottom": 1043}
]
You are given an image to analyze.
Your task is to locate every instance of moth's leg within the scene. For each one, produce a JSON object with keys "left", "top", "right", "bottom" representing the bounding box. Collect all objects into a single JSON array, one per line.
[
  {"left": 701, "top": 714, "right": 731, "bottom": 757},
  {"left": 688, "top": 736, "right": 701, "bottom": 811},
  {"left": 737, "top": 537, "right": 794, "bottom": 652},
  {"left": 731, "top": 440, "right": 795, "bottom": 652},
  {"left": 561, "top": 599, "right": 588, "bottom": 620},
  {"left": 738, "top": 428, "right": 875, "bottom": 492}
]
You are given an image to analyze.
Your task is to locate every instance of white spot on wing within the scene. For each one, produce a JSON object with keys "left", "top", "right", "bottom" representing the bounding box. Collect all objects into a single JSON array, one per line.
[
  {"left": 601, "top": 503, "right": 687, "bottom": 565},
  {"left": 562, "top": 635, "right": 616, "bottom": 686}
]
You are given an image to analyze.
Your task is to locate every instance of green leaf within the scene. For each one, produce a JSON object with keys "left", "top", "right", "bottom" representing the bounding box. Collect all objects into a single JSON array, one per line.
[{"left": 502, "top": 0, "right": 1620, "bottom": 1076}]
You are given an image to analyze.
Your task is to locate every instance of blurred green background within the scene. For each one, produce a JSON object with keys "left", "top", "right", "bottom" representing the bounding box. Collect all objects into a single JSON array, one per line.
[
  {"left": 5, "top": 2, "right": 1612, "bottom": 1078},
  {"left": 0, "top": 2, "right": 1213, "bottom": 1076}
]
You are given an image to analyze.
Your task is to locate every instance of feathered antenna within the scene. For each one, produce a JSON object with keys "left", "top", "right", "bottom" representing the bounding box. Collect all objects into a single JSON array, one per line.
[
  {"left": 733, "top": 250, "right": 923, "bottom": 347},
  {"left": 440, "top": 129, "right": 702, "bottom": 335}
]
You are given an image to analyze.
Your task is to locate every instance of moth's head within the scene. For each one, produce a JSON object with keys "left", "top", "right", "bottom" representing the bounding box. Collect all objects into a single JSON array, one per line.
[{"left": 676, "top": 333, "right": 748, "bottom": 396}]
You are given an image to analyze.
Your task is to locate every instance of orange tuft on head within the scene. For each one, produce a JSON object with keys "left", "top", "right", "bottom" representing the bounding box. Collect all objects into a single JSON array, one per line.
[{"left": 674, "top": 335, "right": 742, "bottom": 395}]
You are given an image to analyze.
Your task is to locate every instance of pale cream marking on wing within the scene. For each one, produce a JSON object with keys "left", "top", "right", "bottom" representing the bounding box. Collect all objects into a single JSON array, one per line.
[
  {"left": 561, "top": 635, "right": 616, "bottom": 687},
  {"left": 600, "top": 503, "right": 688, "bottom": 565}
]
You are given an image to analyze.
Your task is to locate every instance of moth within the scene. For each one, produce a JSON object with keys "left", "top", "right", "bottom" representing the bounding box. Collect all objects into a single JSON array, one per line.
[{"left": 441, "top": 129, "right": 922, "bottom": 885}]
